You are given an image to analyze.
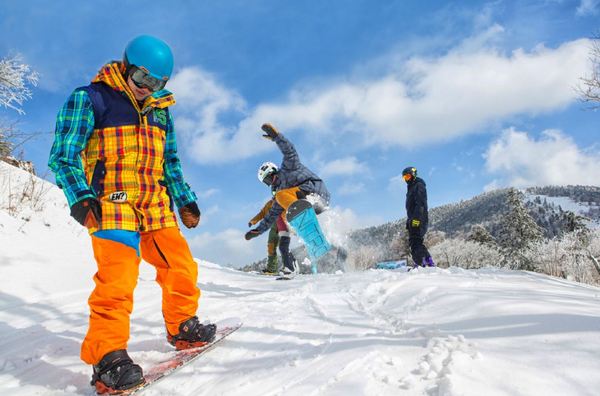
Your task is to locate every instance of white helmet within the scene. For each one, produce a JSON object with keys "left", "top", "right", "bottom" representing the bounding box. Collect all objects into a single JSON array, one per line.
[{"left": 258, "top": 162, "right": 278, "bottom": 185}]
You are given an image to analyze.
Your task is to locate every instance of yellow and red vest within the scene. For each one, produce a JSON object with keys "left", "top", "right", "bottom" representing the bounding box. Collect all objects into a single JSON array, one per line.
[{"left": 81, "top": 63, "right": 179, "bottom": 233}]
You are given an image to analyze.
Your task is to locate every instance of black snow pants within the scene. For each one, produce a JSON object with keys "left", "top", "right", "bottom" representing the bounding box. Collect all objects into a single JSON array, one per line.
[{"left": 408, "top": 224, "right": 431, "bottom": 267}]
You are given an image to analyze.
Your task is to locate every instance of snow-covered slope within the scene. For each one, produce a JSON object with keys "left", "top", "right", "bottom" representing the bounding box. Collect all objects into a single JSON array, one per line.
[{"left": 1, "top": 162, "right": 600, "bottom": 396}]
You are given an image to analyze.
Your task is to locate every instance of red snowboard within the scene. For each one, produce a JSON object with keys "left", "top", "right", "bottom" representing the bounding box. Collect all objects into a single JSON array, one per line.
[{"left": 96, "top": 317, "right": 242, "bottom": 395}]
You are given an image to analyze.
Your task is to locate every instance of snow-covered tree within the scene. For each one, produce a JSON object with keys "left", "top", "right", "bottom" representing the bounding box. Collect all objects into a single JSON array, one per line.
[
  {"left": 578, "top": 35, "right": 600, "bottom": 108},
  {"left": 0, "top": 55, "right": 38, "bottom": 162},
  {"left": 497, "top": 188, "right": 544, "bottom": 270},
  {"left": 529, "top": 229, "right": 600, "bottom": 285},
  {"left": 0, "top": 128, "right": 10, "bottom": 158},
  {"left": 389, "top": 228, "right": 410, "bottom": 260},
  {"left": 0, "top": 55, "right": 38, "bottom": 115}
]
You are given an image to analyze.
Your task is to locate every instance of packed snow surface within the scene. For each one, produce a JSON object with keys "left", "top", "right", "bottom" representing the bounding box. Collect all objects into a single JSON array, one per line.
[{"left": 1, "top": 163, "right": 600, "bottom": 395}]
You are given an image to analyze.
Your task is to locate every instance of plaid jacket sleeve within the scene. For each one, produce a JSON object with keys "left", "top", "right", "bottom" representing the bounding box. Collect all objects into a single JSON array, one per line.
[
  {"left": 48, "top": 89, "right": 96, "bottom": 207},
  {"left": 163, "top": 112, "right": 197, "bottom": 208}
]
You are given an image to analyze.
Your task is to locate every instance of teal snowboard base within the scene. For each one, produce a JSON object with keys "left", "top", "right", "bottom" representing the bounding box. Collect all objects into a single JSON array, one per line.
[{"left": 286, "top": 199, "right": 331, "bottom": 261}]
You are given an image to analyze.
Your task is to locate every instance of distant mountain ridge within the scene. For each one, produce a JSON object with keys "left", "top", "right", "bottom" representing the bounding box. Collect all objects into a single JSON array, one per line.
[{"left": 349, "top": 185, "right": 600, "bottom": 246}]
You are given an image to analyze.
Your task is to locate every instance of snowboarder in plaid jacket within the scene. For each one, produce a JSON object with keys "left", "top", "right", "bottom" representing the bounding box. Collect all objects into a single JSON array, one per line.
[{"left": 48, "top": 35, "right": 215, "bottom": 394}]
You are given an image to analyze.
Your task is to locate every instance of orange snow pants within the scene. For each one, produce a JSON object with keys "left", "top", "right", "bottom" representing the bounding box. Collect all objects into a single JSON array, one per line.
[{"left": 81, "top": 227, "right": 200, "bottom": 364}]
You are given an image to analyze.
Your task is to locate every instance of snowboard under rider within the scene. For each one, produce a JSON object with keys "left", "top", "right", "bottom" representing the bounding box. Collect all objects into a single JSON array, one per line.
[
  {"left": 403, "top": 166, "right": 435, "bottom": 268},
  {"left": 244, "top": 124, "right": 330, "bottom": 246},
  {"left": 48, "top": 35, "right": 216, "bottom": 394}
]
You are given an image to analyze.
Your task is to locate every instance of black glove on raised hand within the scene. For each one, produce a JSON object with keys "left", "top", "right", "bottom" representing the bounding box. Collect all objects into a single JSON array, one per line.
[
  {"left": 70, "top": 198, "right": 102, "bottom": 227},
  {"left": 261, "top": 123, "right": 279, "bottom": 140},
  {"left": 245, "top": 229, "right": 261, "bottom": 240},
  {"left": 179, "top": 202, "right": 201, "bottom": 229}
]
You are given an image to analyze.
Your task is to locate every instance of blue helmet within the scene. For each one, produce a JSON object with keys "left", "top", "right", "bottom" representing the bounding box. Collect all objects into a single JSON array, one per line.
[{"left": 124, "top": 35, "right": 174, "bottom": 80}]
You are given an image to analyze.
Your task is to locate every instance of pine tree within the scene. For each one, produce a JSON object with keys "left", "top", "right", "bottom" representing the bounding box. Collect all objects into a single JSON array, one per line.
[
  {"left": 497, "top": 188, "right": 544, "bottom": 270},
  {"left": 467, "top": 224, "right": 496, "bottom": 246}
]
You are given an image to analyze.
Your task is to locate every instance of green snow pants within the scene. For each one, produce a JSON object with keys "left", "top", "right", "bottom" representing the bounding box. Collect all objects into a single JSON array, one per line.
[{"left": 267, "top": 224, "right": 279, "bottom": 272}]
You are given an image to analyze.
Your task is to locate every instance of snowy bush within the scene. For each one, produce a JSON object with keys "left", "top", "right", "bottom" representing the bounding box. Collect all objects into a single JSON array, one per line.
[
  {"left": 0, "top": 165, "right": 49, "bottom": 215},
  {"left": 528, "top": 229, "right": 600, "bottom": 285},
  {"left": 429, "top": 238, "right": 502, "bottom": 269},
  {"left": 345, "top": 244, "right": 385, "bottom": 271}
]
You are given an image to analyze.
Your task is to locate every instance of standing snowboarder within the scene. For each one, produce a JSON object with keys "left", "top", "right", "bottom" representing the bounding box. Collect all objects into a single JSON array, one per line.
[
  {"left": 250, "top": 172, "right": 298, "bottom": 275},
  {"left": 248, "top": 197, "right": 281, "bottom": 274},
  {"left": 402, "top": 166, "right": 435, "bottom": 268},
  {"left": 48, "top": 35, "right": 216, "bottom": 394},
  {"left": 244, "top": 124, "right": 330, "bottom": 256}
]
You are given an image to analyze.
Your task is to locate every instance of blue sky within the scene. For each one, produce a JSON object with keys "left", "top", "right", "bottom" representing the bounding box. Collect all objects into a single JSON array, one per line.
[{"left": 2, "top": 0, "right": 599, "bottom": 266}]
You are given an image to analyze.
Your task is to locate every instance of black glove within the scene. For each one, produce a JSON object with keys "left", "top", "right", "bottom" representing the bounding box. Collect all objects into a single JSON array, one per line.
[
  {"left": 261, "top": 123, "right": 279, "bottom": 140},
  {"left": 179, "top": 202, "right": 201, "bottom": 229},
  {"left": 70, "top": 198, "right": 102, "bottom": 227},
  {"left": 245, "top": 229, "right": 261, "bottom": 240}
]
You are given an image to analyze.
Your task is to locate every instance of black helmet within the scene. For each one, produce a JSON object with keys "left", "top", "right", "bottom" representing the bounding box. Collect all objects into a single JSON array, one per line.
[{"left": 402, "top": 166, "right": 417, "bottom": 182}]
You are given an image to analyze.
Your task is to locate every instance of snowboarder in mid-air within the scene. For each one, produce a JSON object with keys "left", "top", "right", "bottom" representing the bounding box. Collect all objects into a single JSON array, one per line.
[
  {"left": 245, "top": 124, "right": 331, "bottom": 262},
  {"left": 402, "top": 166, "right": 435, "bottom": 268},
  {"left": 48, "top": 35, "right": 216, "bottom": 394}
]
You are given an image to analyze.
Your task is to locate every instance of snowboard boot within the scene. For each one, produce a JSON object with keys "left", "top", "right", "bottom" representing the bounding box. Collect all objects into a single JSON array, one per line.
[
  {"left": 167, "top": 316, "right": 217, "bottom": 350},
  {"left": 424, "top": 256, "right": 436, "bottom": 267},
  {"left": 266, "top": 254, "right": 279, "bottom": 273},
  {"left": 91, "top": 349, "right": 144, "bottom": 394}
]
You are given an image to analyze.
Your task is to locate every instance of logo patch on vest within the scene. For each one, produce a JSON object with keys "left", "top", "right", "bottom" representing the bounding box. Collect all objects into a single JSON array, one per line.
[
  {"left": 153, "top": 109, "right": 167, "bottom": 126},
  {"left": 108, "top": 191, "right": 128, "bottom": 202}
]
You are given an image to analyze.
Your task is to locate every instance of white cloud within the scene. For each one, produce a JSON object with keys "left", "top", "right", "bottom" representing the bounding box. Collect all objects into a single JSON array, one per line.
[
  {"left": 170, "top": 34, "right": 591, "bottom": 164},
  {"left": 337, "top": 181, "right": 366, "bottom": 196},
  {"left": 320, "top": 156, "right": 366, "bottom": 178},
  {"left": 576, "top": 0, "right": 599, "bottom": 16},
  {"left": 197, "top": 188, "right": 219, "bottom": 199},
  {"left": 388, "top": 174, "right": 406, "bottom": 192},
  {"left": 168, "top": 67, "right": 270, "bottom": 163},
  {"left": 187, "top": 228, "right": 265, "bottom": 267},
  {"left": 483, "top": 128, "right": 600, "bottom": 189}
]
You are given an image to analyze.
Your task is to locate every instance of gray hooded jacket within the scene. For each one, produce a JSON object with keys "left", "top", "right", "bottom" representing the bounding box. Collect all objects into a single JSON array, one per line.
[{"left": 254, "top": 134, "right": 330, "bottom": 234}]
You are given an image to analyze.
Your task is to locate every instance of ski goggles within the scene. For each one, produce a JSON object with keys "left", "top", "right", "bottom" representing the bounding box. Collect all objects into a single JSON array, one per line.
[
  {"left": 130, "top": 67, "right": 168, "bottom": 92},
  {"left": 402, "top": 173, "right": 413, "bottom": 182},
  {"left": 262, "top": 172, "right": 275, "bottom": 186}
]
